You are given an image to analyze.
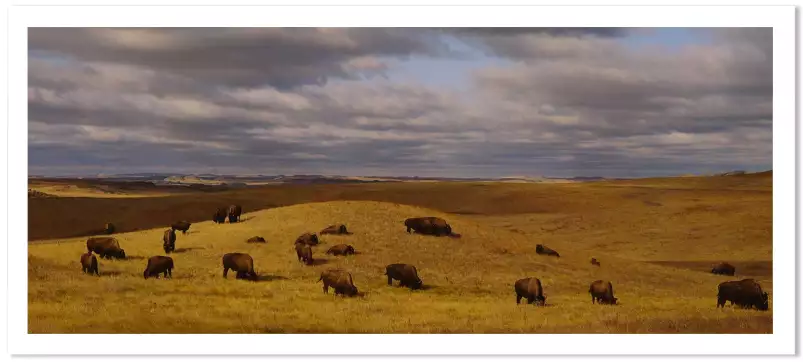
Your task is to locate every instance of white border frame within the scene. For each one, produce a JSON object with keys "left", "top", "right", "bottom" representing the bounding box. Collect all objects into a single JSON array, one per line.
[{"left": 7, "top": 4, "right": 795, "bottom": 356}]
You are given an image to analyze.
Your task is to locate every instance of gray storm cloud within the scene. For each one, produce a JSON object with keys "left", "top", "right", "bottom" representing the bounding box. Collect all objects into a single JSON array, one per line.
[{"left": 28, "top": 28, "right": 772, "bottom": 177}]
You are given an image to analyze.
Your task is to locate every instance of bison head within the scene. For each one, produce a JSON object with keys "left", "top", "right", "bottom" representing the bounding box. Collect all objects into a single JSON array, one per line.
[
  {"left": 411, "top": 279, "right": 423, "bottom": 290},
  {"left": 338, "top": 225, "right": 347, "bottom": 234},
  {"left": 345, "top": 285, "right": 359, "bottom": 297},
  {"left": 758, "top": 293, "right": 769, "bottom": 311},
  {"left": 535, "top": 295, "right": 547, "bottom": 306},
  {"left": 116, "top": 249, "right": 126, "bottom": 259}
]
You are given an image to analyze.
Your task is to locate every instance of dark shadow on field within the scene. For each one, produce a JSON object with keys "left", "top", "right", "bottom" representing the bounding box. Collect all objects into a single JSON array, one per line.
[
  {"left": 232, "top": 215, "right": 255, "bottom": 223},
  {"left": 252, "top": 274, "right": 289, "bottom": 282},
  {"left": 309, "top": 259, "right": 329, "bottom": 266},
  {"left": 649, "top": 260, "right": 772, "bottom": 278},
  {"left": 419, "top": 284, "right": 438, "bottom": 291},
  {"left": 97, "top": 271, "right": 122, "bottom": 277},
  {"left": 121, "top": 255, "right": 146, "bottom": 260},
  {"left": 172, "top": 247, "right": 205, "bottom": 253}
]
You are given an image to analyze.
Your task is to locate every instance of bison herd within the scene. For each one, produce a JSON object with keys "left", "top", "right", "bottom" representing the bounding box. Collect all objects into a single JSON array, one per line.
[{"left": 78, "top": 209, "right": 770, "bottom": 311}]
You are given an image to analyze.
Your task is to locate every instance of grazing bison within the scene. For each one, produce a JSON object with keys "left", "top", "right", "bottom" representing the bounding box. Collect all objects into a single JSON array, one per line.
[
  {"left": 80, "top": 252, "right": 99, "bottom": 275},
  {"left": 320, "top": 224, "right": 350, "bottom": 235},
  {"left": 536, "top": 244, "right": 560, "bottom": 258},
  {"left": 295, "top": 233, "right": 320, "bottom": 246},
  {"left": 86, "top": 237, "right": 126, "bottom": 260},
  {"left": 213, "top": 208, "right": 228, "bottom": 224},
  {"left": 717, "top": 279, "right": 769, "bottom": 311},
  {"left": 514, "top": 277, "right": 546, "bottom": 306},
  {"left": 326, "top": 244, "right": 355, "bottom": 256},
  {"left": 589, "top": 280, "right": 618, "bottom": 305},
  {"left": 163, "top": 229, "right": 176, "bottom": 254},
  {"left": 711, "top": 262, "right": 736, "bottom": 276},
  {"left": 590, "top": 258, "right": 601, "bottom": 267},
  {"left": 104, "top": 222, "right": 115, "bottom": 235},
  {"left": 295, "top": 243, "right": 314, "bottom": 265},
  {"left": 404, "top": 217, "right": 460, "bottom": 237},
  {"left": 385, "top": 263, "right": 423, "bottom": 290},
  {"left": 171, "top": 221, "right": 191, "bottom": 234},
  {"left": 318, "top": 269, "right": 359, "bottom": 297},
  {"left": 247, "top": 236, "right": 266, "bottom": 243},
  {"left": 222, "top": 253, "right": 257, "bottom": 281},
  {"left": 228, "top": 204, "right": 243, "bottom": 223},
  {"left": 143, "top": 256, "right": 174, "bottom": 279}
]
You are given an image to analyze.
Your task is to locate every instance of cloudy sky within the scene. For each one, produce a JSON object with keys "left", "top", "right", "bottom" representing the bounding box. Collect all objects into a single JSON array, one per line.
[{"left": 28, "top": 28, "right": 772, "bottom": 178}]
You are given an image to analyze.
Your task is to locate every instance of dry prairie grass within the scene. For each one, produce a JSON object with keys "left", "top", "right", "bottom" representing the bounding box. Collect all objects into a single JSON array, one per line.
[{"left": 28, "top": 175, "right": 772, "bottom": 333}]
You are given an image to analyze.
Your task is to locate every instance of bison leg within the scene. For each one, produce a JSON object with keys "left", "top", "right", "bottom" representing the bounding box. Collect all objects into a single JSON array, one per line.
[
  {"left": 387, "top": 275, "right": 393, "bottom": 286},
  {"left": 516, "top": 294, "right": 522, "bottom": 305},
  {"left": 717, "top": 297, "right": 725, "bottom": 308},
  {"left": 223, "top": 267, "right": 229, "bottom": 278},
  {"left": 323, "top": 283, "right": 329, "bottom": 294}
]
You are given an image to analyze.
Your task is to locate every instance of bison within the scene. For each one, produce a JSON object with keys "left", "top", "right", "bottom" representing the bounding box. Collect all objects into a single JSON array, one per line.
[
  {"left": 295, "top": 243, "right": 314, "bottom": 265},
  {"left": 86, "top": 237, "right": 126, "bottom": 260},
  {"left": 80, "top": 252, "right": 99, "bottom": 275},
  {"left": 326, "top": 244, "right": 355, "bottom": 256},
  {"left": 514, "top": 277, "right": 546, "bottom": 306},
  {"left": 404, "top": 217, "right": 461, "bottom": 237},
  {"left": 246, "top": 236, "right": 266, "bottom": 243},
  {"left": 295, "top": 233, "right": 319, "bottom": 246},
  {"left": 213, "top": 207, "right": 227, "bottom": 224},
  {"left": 589, "top": 280, "right": 618, "bottom": 305},
  {"left": 171, "top": 221, "right": 191, "bottom": 235},
  {"left": 711, "top": 262, "right": 736, "bottom": 276},
  {"left": 222, "top": 253, "right": 257, "bottom": 281},
  {"left": 143, "top": 256, "right": 174, "bottom": 279},
  {"left": 228, "top": 204, "right": 243, "bottom": 223},
  {"left": 163, "top": 229, "right": 176, "bottom": 254},
  {"left": 385, "top": 263, "right": 423, "bottom": 290},
  {"left": 536, "top": 244, "right": 560, "bottom": 258},
  {"left": 590, "top": 258, "right": 601, "bottom": 267},
  {"left": 318, "top": 269, "right": 359, "bottom": 297},
  {"left": 717, "top": 279, "right": 769, "bottom": 311},
  {"left": 320, "top": 224, "right": 350, "bottom": 235},
  {"left": 104, "top": 222, "right": 115, "bottom": 235}
]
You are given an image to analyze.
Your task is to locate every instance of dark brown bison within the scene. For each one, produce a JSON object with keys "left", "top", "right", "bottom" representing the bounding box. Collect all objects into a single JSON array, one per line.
[
  {"left": 326, "top": 244, "right": 355, "bottom": 256},
  {"left": 404, "top": 217, "right": 461, "bottom": 237},
  {"left": 320, "top": 224, "right": 350, "bottom": 235},
  {"left": 711, "top": 262, "right": 736, "bottom": 276},
  {"left": 143, "top": 256, "right": 174, "bottom": 279},
  {"left": 228, "top": 204, "right": 243, "bottom": 223},
  {"left": 590, "top": 258, "right": 601, "bottom": 267},
  {"left": 163, "top": 229, "right": 176, "bottom": 253},
  {"left": 536, "top": 244, "right": 560, "bottom": 258},
  {"left": 247, "top": 236, "right": 266, "bottom": 243},
  {"left": 717, "top": 279, "right": 769, "bottom": 311},
  {"left": 295, "top": 233, "right": 319, "bottom": 246},
  {"left": 222, "top": 253, "right": 257, "bottom": 281},
  {"left": 589, "top": 280, "right": 618, "bottom": 305},
  {"left": 385, "top": 263, "right": 423, "bottom": 290},
  {"left": 104, "top": 222, "right": 115, "bottom": 235},
  {"left": 171, "top": 221, "right": 191, "bottom": 234},
  {"left": 86, "top": 237, "right": 126, "bottom": 260},
  {"left": 213, "top": 207, "right": 227, "bottom": 224},
  {"left": 295, "top": 243, "right": 314, "bottom": 265},
  {"left": 318, "top": 269, "right": 359, "bottom": 297},
  {"left": 80, "top": 252, "right": 98, "bottom": 275},
  {"left": 514, "top": 277, "right": 546, "bottom": 306}
]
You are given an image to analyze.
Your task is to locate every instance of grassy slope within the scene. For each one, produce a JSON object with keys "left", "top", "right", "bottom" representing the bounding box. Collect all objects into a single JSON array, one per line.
[{"left": 29, "top": 174, "right": 772, "bottom": 333}]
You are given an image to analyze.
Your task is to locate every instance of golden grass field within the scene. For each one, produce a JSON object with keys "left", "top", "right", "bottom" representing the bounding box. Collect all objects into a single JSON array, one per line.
[{"left": 28, "top": 174, "right": 772, "bottom": 333}]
